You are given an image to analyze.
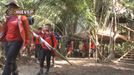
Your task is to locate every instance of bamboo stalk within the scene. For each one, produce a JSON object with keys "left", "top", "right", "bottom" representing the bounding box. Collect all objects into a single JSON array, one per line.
[{"left": 120, "top": 25, "right": 134, "bottom": 32}]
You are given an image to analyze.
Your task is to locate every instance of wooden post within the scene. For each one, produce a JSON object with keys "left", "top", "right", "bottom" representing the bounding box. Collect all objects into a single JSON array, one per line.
[
  {"left": 95, "top": 29, "right": 99, "bottom": 62},
  {"left": 128, "top": 30, "right": 130, "bottom": 40},
  {"left": 89, "top": 38, "right": 91, "bottom": 57}
]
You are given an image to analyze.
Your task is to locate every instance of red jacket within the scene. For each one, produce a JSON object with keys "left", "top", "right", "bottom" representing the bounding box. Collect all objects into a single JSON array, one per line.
[
  {"left": 2, "top": 15, "right": 30, "bottom": 47},
  {"left": 41, "top": 32, "right": 58, "bottom": 50}
]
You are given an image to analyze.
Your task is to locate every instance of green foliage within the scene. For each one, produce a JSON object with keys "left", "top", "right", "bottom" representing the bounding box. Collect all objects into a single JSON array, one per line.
[
  {"left": 115, "top": 42, "right": 134, "bottom": 57},
  {"left": 0, "top": 0, "right": 134, "bottom": 59},
  {"left": 121, "top": 0, "right": 134, "bottom": 10},
  {"left": 0, "top": 0, "right": 96, "bottom": 34}
]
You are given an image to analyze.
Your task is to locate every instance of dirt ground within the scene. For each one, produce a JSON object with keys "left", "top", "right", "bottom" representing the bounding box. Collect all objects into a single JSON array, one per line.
[{"left": 0, "top": 58, "right": 134, "bottom": 75}]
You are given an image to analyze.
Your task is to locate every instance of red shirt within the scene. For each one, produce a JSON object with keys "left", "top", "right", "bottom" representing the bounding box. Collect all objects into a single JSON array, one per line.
[
  {"left": 82, "top": 42, "right": 88, "bottom": 51},
  {"left": 67, "top": 41, "right": 73, "bottom": 52},
  {"left": 41, "top": 32, "right": 58, "bottom": 50},
  {"left": 90, "top": 42, "right": 95, "bottom": 49},
  {"left": 2, "top": 15, "right": 30, "bottom": 47},
  {"left": 5, "top": 16, "right": 23, "bottom": 41}
]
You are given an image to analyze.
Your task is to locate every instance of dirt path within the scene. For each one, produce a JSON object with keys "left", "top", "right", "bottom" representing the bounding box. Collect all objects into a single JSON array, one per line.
[{"left": 0, "top": 58, "right": 134, "bottom": 75}]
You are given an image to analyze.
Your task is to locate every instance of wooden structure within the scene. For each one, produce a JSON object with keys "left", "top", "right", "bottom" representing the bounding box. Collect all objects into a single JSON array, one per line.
[{"left": 115, "top": 49, "right": 134, "bottom": 64}]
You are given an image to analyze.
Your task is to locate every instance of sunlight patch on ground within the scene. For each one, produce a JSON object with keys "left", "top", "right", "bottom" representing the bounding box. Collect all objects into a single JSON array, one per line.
[
  {"left": 83, "top": 63, "right": 134, "bottom": 71},
  {"left": 55, "top": 60, "right": 68, "bottom": 65},
  {"left": 54, "top": 65, "right": 63, "bottom": 68},
  {"left": 55, "top": 58, "right": 90, "bottom": 65}
]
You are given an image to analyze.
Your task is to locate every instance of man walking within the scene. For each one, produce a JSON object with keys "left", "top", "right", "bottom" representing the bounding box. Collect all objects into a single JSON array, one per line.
[{"left": 37, "top": 24, "right": 58, "bottom": 75}]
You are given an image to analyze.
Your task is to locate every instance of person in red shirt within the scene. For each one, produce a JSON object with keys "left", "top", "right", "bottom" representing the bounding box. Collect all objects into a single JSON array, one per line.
[
  {"left": 81, "top": 40, "right": 89, "bottom": 57},
  {"left": 31, "top": 27, "right": 43, "bottom": 59},
  {"left": 66, "top": 40, "right": 74, "bottom": 58},
  {"left": 0, "top": 1, "right": 30, "bottom": 75},
  {"left": 89, "top": 41, "right": 96, "bottom": 58},
  {"left": 37, "top": 24, "right": 58, "bottom": 75}
]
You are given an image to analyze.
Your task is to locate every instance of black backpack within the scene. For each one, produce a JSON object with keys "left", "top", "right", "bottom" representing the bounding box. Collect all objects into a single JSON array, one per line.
[{"left": 28, "top": 16, "right": 34, "bottom": 25}]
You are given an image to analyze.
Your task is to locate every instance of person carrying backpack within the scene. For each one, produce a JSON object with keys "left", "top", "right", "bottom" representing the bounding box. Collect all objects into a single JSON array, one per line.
[
  {"left": 31, "top": 27, "right": 43, "bottom": 63},
  {"left": 0, "top": 0, "right": 30, "bottom": 75},
  {"left": 37, "top": 24, "right": 58, "bottom": 75}
]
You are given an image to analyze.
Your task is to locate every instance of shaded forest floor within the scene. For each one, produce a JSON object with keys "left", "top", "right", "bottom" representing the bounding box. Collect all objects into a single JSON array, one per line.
[{"left": 0, "top": 58, "right": 134, "bottom": 75}]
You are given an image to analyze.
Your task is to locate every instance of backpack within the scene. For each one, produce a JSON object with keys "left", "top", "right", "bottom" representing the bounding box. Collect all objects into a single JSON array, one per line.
[
  {"left": 18, "top": 16, "right": 34, "bottom": 25},
  {"left": 28, "top": 16, "right": 34, "bottom": 25},
  {"left": 50, "top": 33, "right": 54, "bottom": 47}
]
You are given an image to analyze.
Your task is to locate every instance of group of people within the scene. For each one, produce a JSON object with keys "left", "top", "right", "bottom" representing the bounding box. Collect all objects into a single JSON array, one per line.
[
  {"left": 31, "top": 24, "right": 58, "bottom": 75},
  {"left": 80, "top": 40, "right": 96, "bottom": 58},
  {"left": 0, "top": 0, "right": 97, "bottom": 75},
  {"left": 66, "top": 39, "right": 96, "bottom": 58},
  {"left": 0, "top": 1, "right": 58, "bottom": 75}
]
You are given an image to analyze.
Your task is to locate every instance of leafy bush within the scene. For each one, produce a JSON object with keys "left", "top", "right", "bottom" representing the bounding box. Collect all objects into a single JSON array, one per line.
[{"left": 115, "top": 42, "right": 134, "bottom": 58}]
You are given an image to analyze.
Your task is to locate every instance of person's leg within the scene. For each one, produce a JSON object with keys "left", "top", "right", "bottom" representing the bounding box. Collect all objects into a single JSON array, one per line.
[
  {"left": 35, "top": 44, "right": 41, "bottom": 58},
  {"left": 35, "top": 44, "right": 41, "bottom": 63},
  {"left": 83, "top": 51, "right": 86, "bottom": 58},
  {"left": 85, "top": 50, "right": 89, "bottom": 57},
  {"left": 51, "top": 55, "right": 55, "bottom": 67},
  {"left": 4, "top": 42, "right": 8, "bottom": 57},
  {"left": 2, "top": 41, "right": 22, "bottom": 75},
  {"left": 35, "top": 49, "right": 38, "bottom": 59},
  {"left": 45, "top": 50, "right": 52, "bottom": 74},
  {"left": 66, "top": 51, "right": 71, "bottom": 58},
  {"left": 37, "top": 49, "right": 45, "bottom": 75},
  {"left": 90, "top": 49, "right": 93, "bottom": 58},
  {"left": 12, "top": 42, "right": 22, "bottom": 75},
  {"left": 82, "top": 51, "right": 85, "bottom": 58},
  {"left": 2, "top": 42, "right": 10, "bottom": 75},
  {"left": 12, "top": 61, "right": 18, "bottom": 75},
  {"left": 51, "top": 50, "right": 55, "bottom": 67}
]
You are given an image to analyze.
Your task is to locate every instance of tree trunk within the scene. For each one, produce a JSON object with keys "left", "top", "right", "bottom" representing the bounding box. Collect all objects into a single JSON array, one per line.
[{"left": 105, "top": 16, "right": 117, "bottom": 62}]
